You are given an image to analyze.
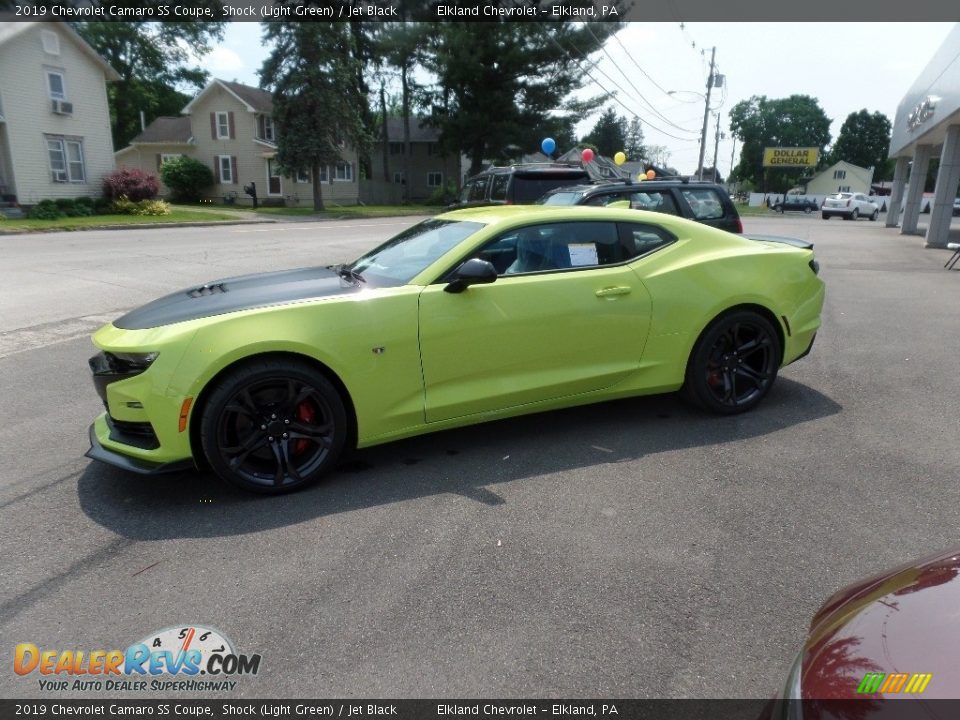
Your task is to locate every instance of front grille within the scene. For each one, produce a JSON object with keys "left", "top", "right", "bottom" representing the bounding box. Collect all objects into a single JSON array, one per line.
[{"left": 106, "top": 415, "right": 160, "bottom": 450}]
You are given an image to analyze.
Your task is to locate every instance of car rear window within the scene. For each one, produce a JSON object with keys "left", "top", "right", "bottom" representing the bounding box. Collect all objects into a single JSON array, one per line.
[
  {"left": 681, "top": 188, "right": 725, "bottom": 220},
  {"left": 540, "top": 191, "right": 586, "bottom": 205},
  {"left": 489, "top": 174, "right": 510, "bottom": 201},
  {"left": 510, "top": 174, "right": 589, "bottom": 203}
]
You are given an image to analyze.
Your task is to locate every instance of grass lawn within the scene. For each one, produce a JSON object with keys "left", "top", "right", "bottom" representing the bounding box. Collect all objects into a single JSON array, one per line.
[
  {"left": 736, "top": 204, "right": 778, "bottom": 217},
  {"left": 0, "top": 209, "right": 239, "bottom": 233},
  {"left": 250, "top": 204, "right": 435, "bottom": 218}
]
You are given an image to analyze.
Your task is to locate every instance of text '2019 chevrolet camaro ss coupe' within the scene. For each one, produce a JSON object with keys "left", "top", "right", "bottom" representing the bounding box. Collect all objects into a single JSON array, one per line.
[{"left": 87, "top": 205, "right": 824, "bottom": 494}]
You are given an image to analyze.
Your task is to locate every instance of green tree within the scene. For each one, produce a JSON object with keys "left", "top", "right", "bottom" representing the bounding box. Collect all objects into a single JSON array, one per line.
[
  {"left": 829, "top": 110, "right": 893, "bottom": 178},
  {"left": 624, "top": 117, "right": 646, "bottom": 161},
  {"left": 581, "top": 108, "right": 627, "bottom": 157},
  {"left": 261, "top": 22, "right": 370, "bottom": 211},
  {"left": 729, "top": 95, "right": 832, "bottom": 192},
  {"left": 72, "top": 18, "right": 225, "bottom": 149},
  {"left": 423, "top": 19, "right": 618, "bottom": 175}
]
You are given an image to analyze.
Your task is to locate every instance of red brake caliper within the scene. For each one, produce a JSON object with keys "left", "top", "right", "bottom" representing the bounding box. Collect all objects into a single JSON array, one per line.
[{"left": 294, "top": 401, "right": 316, "bottom": 455}]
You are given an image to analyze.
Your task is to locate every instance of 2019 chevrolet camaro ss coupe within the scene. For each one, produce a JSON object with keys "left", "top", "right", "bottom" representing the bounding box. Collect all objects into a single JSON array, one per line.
[{"left": 87, "top": 205, "right": 825, "bottom": 494}]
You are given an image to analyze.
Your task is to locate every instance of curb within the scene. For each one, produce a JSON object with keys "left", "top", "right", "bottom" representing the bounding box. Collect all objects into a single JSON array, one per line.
[{"left": 0, "top": 218, "right": 278, "bottom": 236}]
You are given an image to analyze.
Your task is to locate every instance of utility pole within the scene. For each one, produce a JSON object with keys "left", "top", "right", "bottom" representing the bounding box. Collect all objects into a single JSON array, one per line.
[
  {"left": 712, "top": 112, "right": 722, "bottom": 183},
  {"left": 696, "top": 46, "right": 716, "bottom": 181}
]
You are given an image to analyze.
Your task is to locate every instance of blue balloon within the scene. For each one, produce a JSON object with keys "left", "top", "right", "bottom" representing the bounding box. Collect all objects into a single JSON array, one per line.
[{"left": 541, "top": 137, "right": 556, "bottom": 155}]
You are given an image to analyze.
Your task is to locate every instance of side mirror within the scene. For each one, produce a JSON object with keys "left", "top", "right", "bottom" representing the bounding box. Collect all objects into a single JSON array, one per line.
[{"left": 444, "top": 258, "right": 497, "bottom": 294}]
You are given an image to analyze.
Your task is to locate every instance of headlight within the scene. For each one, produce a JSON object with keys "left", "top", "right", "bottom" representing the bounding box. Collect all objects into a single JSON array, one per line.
[{"left": 89, "top": 351, "right": 159, "bottom": 376}]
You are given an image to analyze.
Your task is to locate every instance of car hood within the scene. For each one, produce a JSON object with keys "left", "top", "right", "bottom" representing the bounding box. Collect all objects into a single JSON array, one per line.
[
  {"left": 114, "top": 266, "right": 361, "bottom": 330},
  {"left": 801, "top": 548, "right": 960, "bottom": 699}
]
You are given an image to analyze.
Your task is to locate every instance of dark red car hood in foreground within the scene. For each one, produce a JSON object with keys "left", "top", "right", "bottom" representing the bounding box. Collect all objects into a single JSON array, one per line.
[{"left": 802, "top": 547, "right": 960, "bottom": 700}]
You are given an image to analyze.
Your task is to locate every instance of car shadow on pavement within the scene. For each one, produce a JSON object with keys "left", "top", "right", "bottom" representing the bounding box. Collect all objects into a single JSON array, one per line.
[{"left": 77, "top": 377, "right": 841, "bottom": 540}]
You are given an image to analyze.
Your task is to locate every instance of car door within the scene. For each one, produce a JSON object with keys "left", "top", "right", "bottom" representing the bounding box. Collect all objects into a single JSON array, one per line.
[{"left": 417, "top": 220, "right": 655, "bottom": 423}]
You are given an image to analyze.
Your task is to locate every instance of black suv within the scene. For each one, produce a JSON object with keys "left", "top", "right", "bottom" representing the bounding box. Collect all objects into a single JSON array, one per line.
[
  {"left": 452, "top": 164, "right": 591, "bottom": 209},
  {"left": 537, "top": 178, "right": 743, "bottom": 234}
]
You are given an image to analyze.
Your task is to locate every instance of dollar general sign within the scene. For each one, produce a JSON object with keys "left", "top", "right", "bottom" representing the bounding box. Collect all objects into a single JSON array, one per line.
[{"left": 762, "top": 147, "right": 819, "bottom": 167}]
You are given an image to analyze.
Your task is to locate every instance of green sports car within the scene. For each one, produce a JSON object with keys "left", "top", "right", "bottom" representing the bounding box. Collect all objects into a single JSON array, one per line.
[{"left": 87, "top": 205, "right": 824, "bottom": 494}]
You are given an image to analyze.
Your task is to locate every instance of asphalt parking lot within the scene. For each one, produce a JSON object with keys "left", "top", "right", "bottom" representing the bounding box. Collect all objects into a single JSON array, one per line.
[{"left": 2, "top": 212, "right": 959, "bottom": 699}]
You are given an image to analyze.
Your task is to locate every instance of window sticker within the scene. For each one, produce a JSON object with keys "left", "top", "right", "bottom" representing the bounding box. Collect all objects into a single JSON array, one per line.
[{"left": 569, "top": 243, "right": 599, "bottom": 267}]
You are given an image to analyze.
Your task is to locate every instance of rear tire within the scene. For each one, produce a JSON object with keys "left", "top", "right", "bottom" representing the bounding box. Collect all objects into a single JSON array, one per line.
[
  {"left": 851, "top": 208, "right": 859, "bottom": 220},
  {"left": 822, "top": 212, "right": 830, "bottom": 220},
  {"left": 684, "top": 311, "right": 781, "bottom": 415},
  {"left": 201, "top": 358, "right": 347, "bottom": 494},
  {"left": 870, "top": 209, "right": 879, "bottom": 221}
]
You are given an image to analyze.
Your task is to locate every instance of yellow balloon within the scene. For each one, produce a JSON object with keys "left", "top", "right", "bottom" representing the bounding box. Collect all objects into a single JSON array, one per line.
[
  {"left": 646, "top": 169, "right": 656, "bottom": 179},
  {"left": 614, "top": 151, "right": 626, "bottom": 166},
  {"left": 637, "top": 174, "right": 646, "bottom": 181}
]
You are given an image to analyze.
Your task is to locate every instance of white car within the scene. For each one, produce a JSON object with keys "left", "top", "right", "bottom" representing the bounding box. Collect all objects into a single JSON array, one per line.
[{"left": 821, "top": 192, "right": 879, "bottom": 221}]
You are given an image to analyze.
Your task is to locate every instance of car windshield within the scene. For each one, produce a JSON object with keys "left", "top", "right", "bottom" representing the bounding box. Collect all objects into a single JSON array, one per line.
[
  {"left": 347, "top": 219, "right": 485, "bottom": 287},
  {"left": 538, "top": 191, "right": 586, "bottom": 205}
]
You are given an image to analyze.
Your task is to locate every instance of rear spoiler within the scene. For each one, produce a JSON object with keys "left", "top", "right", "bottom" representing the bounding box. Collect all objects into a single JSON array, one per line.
[{"left": 744, "top": 234, "right": 813, "bottom": 250}]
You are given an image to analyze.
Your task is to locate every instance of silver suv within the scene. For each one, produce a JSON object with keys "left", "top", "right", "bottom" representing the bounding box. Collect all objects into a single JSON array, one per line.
[{"left": 822, "top": 192, "right": 879, "bottom": 221}]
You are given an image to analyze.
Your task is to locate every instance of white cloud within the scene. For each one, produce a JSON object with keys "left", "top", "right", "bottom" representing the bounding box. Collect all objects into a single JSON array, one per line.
[{"left": 203, "top": 46, "right": 245, "bottom": 76}]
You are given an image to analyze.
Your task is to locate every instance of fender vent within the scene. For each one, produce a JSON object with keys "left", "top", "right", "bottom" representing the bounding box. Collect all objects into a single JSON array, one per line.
[{"left": 187, "top": 283, "right": 226, "bottom": 298}]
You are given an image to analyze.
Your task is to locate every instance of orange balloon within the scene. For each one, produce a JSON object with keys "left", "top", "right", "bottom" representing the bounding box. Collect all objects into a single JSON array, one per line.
[{"left": 646, "top": 170, "right": 656, "bottom": 179}]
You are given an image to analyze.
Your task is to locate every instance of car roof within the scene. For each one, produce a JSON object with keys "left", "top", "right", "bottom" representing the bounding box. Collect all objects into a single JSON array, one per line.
[
  {"left": 435, "top": 203, "right": 693, "bottom": 229},
  {"left": 543, "top": 179, "right": 725, "bottom": 195}
]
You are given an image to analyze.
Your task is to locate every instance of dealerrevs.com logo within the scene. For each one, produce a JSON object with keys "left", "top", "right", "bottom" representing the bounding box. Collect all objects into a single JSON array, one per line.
[{"left": 14, "top": 625, "right": 262, "bottom": 692}]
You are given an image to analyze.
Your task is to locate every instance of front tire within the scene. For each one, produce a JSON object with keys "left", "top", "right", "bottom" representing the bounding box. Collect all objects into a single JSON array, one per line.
[
  {"left": 200, "top": 359, "right": 347, "bottom": 494},
  {"left": 851, "top": 208, "right": 859, "bottom": 220},
  {"left": 822, "top": 212, "right": 830, "bottom": 220},
  {"left": 684, "top": 311, "right": 781, "bottom": 415},
  {"left": 870, "top": 209, "right": 879, "bottom": 221}
]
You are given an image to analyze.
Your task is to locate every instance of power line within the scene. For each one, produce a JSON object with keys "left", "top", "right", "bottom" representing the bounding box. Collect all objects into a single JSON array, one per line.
[
  {"left": 549, "top": 31, "right": 699, "bottom": 142},
  {"left": 583, "top": 24, "right": 697, "bottom": 134}
]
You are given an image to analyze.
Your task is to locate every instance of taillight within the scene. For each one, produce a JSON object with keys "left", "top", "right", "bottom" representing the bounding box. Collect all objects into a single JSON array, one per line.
[{"left": 735, "top": 217, "right": 743, "bottom": 233}]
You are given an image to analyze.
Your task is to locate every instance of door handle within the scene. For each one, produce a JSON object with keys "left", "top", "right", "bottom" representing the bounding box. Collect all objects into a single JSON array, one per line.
[{"left": 595, "top": 286, "right": 632, "bottom": 297}]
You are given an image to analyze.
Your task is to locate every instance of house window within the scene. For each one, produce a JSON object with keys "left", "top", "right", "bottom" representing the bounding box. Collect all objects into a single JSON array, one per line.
[
  {"left": 334, "top": 161, "right": 353, "bottom": 181},
  {"left": 296, "top": 169, "right": 310, "bottom": 184},
  {"left": 47, "top": 137, "right": 85, "bottom": 182},
  {"left": 839, "top": 185, "right": 850, "bottom": 192},
  {"left": 216, "top": 112, "right": 230, "bottom": 139},
  {"left": 218, "top": 155, "right": 234, "bottom": 184},
  {"left": 427, "top": 171, "right": 443, "bottom": 187},
  {"left": 258, "top": 115, "right": 275, "bottom": 142},
  {"left": 41, "top": 30, "right": 60, "bottom": 55},
  {"left": 393, "top": 171, "right": 404, "bottom": 185},
  {"left": 319, "top": 165, "right": 329, "bottom": 183},
  {"left": 427, "top": 143, "right": 440, "bottom": 157},
  {"left": 389, "top": 142, "right": 404, "bottom": 155},
  {"left": 46, "top": 70, "right": 65, "bottom": 100},
  {"left": 833, "top": 169, "right": 846, "bottom": 179}
]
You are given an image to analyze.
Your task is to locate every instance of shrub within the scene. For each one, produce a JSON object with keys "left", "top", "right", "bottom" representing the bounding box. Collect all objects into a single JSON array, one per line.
[
  {"left": 28, "top": 200, "right": 65, "bottom": 220},
  {"left": 426, "top": 182, "right": 459, "bottom": 206},
  {"left": 160, "top": 156, "right": 214, "bottom": 202},
  {"left": 72, "top": 197, "right": 95, "bottom": 217},
  {"left": 93, "top": 197, "right": 113, "bottom": 215},
  {"left": 112, "top": 197, "right": 171, "bottom": 216},
  {"left": 102, "top": 167, "right": 160, "bottom": 202}
]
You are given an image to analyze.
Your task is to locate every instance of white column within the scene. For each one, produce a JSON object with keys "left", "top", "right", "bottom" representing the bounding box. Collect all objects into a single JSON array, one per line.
[
  {"left": 901, "top": 144, "right": 933, "bottom": 236},
  {"left": 885, "top": 157, "right": 910, "bottom": 228},
  {"left": 925, "top": 125, "right": 960, "bottom": 248}
]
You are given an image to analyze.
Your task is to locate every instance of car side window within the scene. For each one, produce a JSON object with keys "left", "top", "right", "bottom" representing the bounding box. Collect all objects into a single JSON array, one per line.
[
  {"left": 468, "top": 176, "right": 490, "bottom": 202},
  {"left": 470, "top": 222, "right": 625, "bottom": 276},
  {"left": 584, "top": 192, "right": 629, "bottom": 207},
  {"left": 490, "top": 174, "right": 509, "bottom": 201},
  {"left": 681, "top": 188, "right": 724, "bottom": 220},
  {"left": 629, "top": 191, "right": 679, "bottom": 215},
  {"left": 617, "top": 223, "right": 675, "bottom": 256}
]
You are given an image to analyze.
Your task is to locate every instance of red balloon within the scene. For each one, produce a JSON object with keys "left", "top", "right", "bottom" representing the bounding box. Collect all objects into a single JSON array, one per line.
[{"left": 581, "top": 148, "right": 595, "bottom": 163}]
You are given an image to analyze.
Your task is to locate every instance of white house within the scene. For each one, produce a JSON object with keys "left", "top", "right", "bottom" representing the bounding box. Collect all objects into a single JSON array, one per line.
[
  {"left": 805, "top": 160, "right": 874, "bottom": 196},
  {"left": 0, "top": 22, "right": 119, "bottom": 208}
]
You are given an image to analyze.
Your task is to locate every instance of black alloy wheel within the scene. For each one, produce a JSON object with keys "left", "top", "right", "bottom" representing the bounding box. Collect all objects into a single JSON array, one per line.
[
  {"left": 684, "top": 311, "right": 781, "bottom": 414},
  {"left": 201, "top": 359, "right": 347, "bottom": 494}
]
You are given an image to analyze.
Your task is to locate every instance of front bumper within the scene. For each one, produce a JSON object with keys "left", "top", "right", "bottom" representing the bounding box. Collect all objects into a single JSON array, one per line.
[{"left": 86, "top": 422, "right": 195, "bottom": 475}]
